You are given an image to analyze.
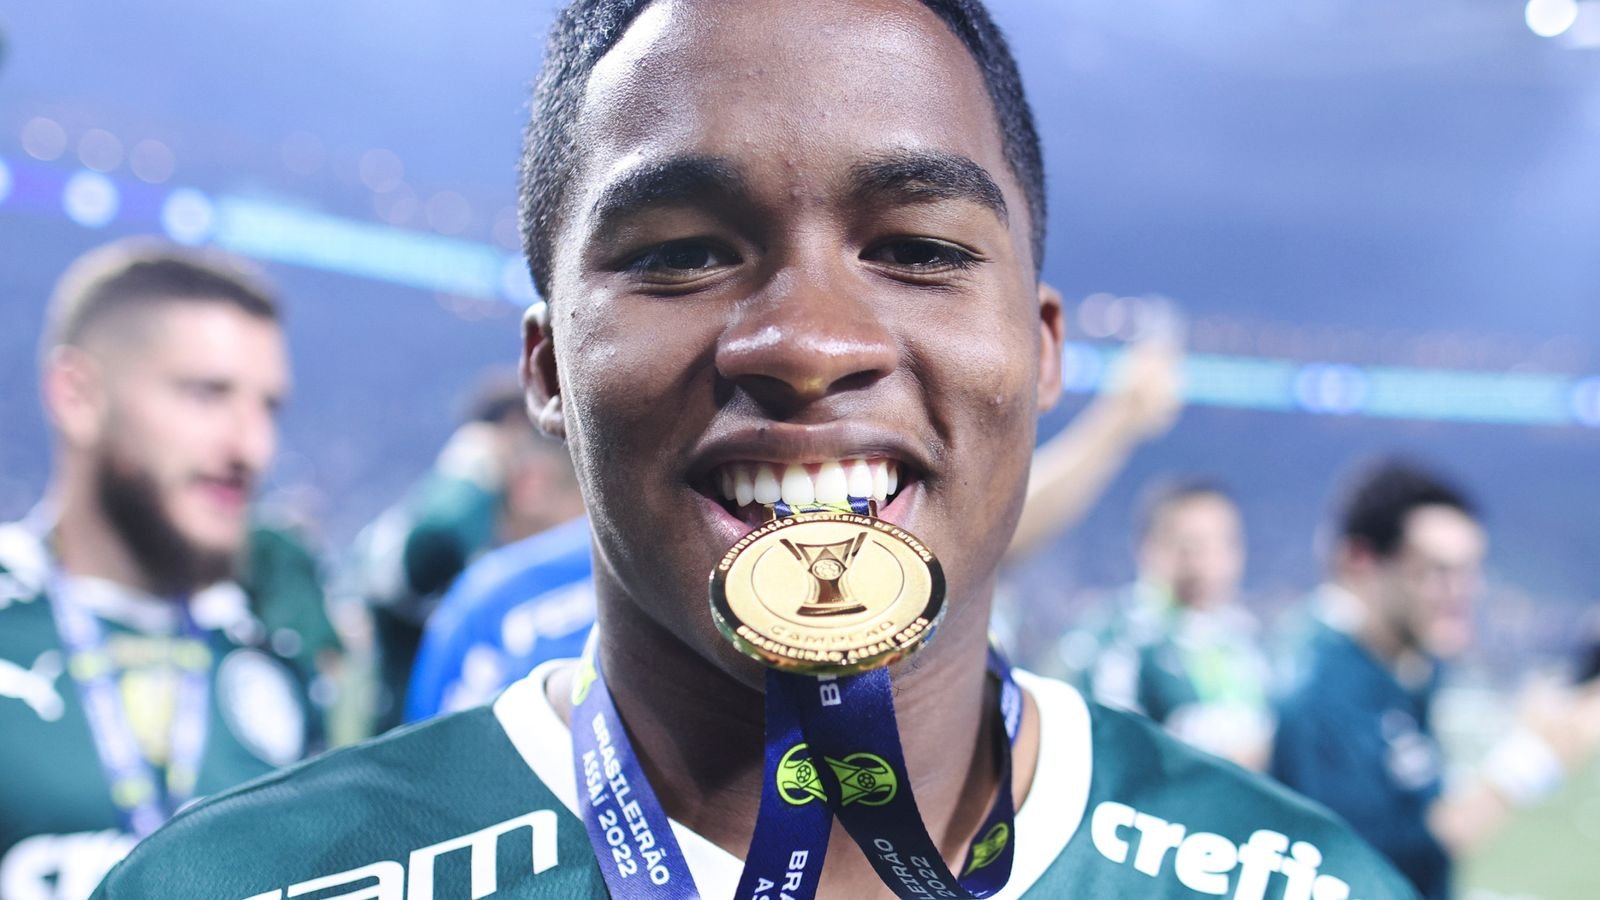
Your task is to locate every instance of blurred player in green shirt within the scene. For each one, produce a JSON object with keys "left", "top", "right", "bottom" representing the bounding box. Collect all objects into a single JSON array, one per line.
[
  {"left": 0, "top": 239, "right": 318, "bottom": 898},
  {"left": 1063, "top": 479, "right": 1274, "bottom": 770},
  {"left": 1273, "top": 459, "right": 1600, "bottom": 899},
  {"left": 348, "top": 380, "right": 584, "bottom": 733}
]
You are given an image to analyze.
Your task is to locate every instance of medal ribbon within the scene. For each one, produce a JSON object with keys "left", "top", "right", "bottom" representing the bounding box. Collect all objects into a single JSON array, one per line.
[
  {"left": 765, "top": 655, "right": 1021, "bottom": 899},
  {"left": 570, "top": 497, "right": 1020, "bottom": 899},
  {"left": 47, "top": 572, "right": 212, "bottom": 838}
]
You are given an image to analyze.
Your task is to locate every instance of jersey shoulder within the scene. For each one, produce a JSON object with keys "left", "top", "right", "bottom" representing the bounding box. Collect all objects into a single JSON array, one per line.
[
  {"left": 0, "top": 523, "right": 56, "bottom": 664},
  {"left": 1044, "top": 698, "right": 1419, "bottom": 899},
  {"left": 94, "top": 706, "right": 605, "bottom": 900},
  {"left": 0, "top": 521, "right": 50, "bottom": 612}
]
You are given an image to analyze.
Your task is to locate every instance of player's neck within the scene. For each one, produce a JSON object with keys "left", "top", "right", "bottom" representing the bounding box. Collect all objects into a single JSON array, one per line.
[
  {"left": 47, "top": 475, "right": 161, "bottom": 596},
  {"left": 557, "top": 581, "right": 1035, "bottom": 896}
]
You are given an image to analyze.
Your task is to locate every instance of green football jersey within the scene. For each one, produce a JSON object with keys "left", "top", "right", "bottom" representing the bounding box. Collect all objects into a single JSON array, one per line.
[
  {"left": 242, "top": 524, "right": 342, "bottom": 685},
  {"left": 1063, "top": 583, "right": 1275, "bottom": 764},
  {"left": 0, "top": 521, "right": 317, "bottom": 900},
  {"left": 349, "top": 471, "right": 501, "bottom": 733},
  {"left": 92, "top": 660, "right": 1417, "bottom": 899}
]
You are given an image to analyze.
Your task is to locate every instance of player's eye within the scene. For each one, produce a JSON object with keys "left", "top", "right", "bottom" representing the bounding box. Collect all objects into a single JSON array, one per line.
[
  {"left": 862, "top": 238, "right": 980, "bottom": 273},
  {"left": 625, "top": 239, "right": 740, "bottom": 279}
]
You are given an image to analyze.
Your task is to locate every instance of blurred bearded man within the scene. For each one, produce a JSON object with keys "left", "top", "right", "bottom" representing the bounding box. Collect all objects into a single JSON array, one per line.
[
  {"left": 95, "top": 3, "right": 1415, "bottom": 898},
  {"left": 0, "top": 239, "right": 317, "bottom": 899}
]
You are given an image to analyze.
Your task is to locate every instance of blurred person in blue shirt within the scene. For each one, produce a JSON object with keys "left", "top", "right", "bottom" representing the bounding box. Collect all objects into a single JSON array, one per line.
[
  {"left": 1271, "top": 459, "right": 1600, "bottom": 900},
  {"left": 405, "top": 516, "right": 591, "bottom": 720}
]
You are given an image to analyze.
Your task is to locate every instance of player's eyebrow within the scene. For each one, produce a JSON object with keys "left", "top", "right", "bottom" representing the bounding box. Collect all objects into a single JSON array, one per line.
[
  {"left": 588, "top": 155, "right": 749, "bottom": 225},
  {"left": 848, "top": 151, "right": 1009, "bottom": 224}
]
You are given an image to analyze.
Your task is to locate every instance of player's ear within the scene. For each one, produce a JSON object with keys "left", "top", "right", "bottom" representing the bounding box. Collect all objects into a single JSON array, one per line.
[
  {"left": 42, "top": 345, "right": 107, "bottom": 448},
  {"left": 521, "top": 301, "right": 565, "bottom": 440},
  {"left": 1035, "top": 281, "right": 1065, "bottom": 414}
]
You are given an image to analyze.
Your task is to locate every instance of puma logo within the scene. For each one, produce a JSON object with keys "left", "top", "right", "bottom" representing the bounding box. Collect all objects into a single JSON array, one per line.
[{"left": 0, "top": 650, "right": 65, "bottom": 722}]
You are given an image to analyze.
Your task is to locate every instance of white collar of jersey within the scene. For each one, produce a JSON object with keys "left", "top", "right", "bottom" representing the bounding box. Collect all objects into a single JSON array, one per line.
[
  {"left": 0, "top": 519, "right": 53, "bottom": 598},
  {"left": 493, "top": 657, "right": 1094, "bottom": 899},
  {"left": 55, "top": 574, "right": 184, "bottom": 633},
  {"left": 52, "top": 569, "right": 250, "bottom": 636},
  {"left": 3, "top": 511, "right": 252, "bottom": 634}
]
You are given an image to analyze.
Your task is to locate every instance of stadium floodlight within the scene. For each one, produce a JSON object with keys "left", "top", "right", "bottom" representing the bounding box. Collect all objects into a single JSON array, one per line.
[
  {"left": 1526, "top": 0, "right": 1580, "bottom": 38},
  {"left": 160, "top": 188, "right": 216, "bottom": 246},
  {"left": 62, "top": 170, "right": 119, "bottom": 228}
]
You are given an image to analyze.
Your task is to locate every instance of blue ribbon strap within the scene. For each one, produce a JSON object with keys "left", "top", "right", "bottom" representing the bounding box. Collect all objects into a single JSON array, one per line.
[{"left": 48, "top": 572, "right": 212, "bottom": 839}]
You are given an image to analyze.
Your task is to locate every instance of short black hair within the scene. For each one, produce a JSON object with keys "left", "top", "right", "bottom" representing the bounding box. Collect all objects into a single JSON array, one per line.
[
  {"left": 517, "top": 0, "right": 1046, "bottom": 300},
  {"left": 1336, "top": 459, "right": 1477, "bottom": 559},
  {"left": 44, "top": 237, "right": 279, "bottom": 354},
  {"left": 1135, "top": 477, "right": 1236, "bottom": 542}
]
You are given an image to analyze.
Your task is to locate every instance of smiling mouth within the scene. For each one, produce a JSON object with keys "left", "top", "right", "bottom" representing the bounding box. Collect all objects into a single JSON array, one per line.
[{"left": 701, "top": 458, "right": 908, "bottom": 527}]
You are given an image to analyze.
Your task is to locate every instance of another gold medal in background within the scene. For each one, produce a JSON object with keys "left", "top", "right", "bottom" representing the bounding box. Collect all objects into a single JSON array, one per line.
[{"left": 710, "top": 510, "right": 946, "bottom": 675}]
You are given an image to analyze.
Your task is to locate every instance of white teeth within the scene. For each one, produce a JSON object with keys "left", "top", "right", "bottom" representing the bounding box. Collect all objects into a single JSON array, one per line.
[
  {"left": 815, "top": 461, "right": 848, "bottom": 503},
  {"left": 847, "top": 459, "right": 873, "bottom": 498},
  {"left": 713, "top": 458, "right": 906, "bottom": 508},
  {"left": 781, "top": 464, "right": 815, "bottom": 505},
  {"left": 734, "top": 465, "right": 754, "bottom": 507},
  {"left": 753, "top": 465, "right": 781, "bottom": 504}
]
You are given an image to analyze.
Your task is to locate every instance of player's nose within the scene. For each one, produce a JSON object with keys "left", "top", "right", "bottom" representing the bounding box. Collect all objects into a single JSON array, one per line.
[{"left": 715, "top": 259, "right": 897, "bottom": 414}]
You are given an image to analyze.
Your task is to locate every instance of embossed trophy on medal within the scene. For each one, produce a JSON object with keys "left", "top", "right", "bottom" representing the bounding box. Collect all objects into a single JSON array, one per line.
[{"left": 782, "top": 534, "right": 869, "bottom": 617}]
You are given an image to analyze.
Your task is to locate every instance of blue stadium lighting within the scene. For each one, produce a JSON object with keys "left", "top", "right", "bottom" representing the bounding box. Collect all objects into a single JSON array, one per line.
[
  {"left": 1293, "top": 363, "right": 1370, "bottom": 415},
  {"left": 61, "top": 170, "right": 119, "bottom": 228},
  {"left": 210, "top": 197, "right": 514, "bottom": 302},
  {"left": 1061, "top": 344, "right": 1593, "bottom": 428},
  {"left": 1184, "top": 353, "right": 1299, "bottom": 412},
  {"left": 0, "top": 156, "right": 12, "bottom": 207},
  {"left": 1059, "top": 343, "right": 1105, "bottom": 393},
  {"left": 1571, "top": 377, "right": 1600, "bottom": 427},
  {"left": 499, "top": 256, "right": 539, "bottom": 305},
  {"left": 1361, "top": 367, "right": 1572, "bottom": 426}
]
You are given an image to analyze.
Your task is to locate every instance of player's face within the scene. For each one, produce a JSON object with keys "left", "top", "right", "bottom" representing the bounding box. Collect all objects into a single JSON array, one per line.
[
  {"left": 535, "top": 0, "right": 1061, "bottom": 669},
  {"left": 1376, "top": 504, "right": 1485, "bottom": 658},
  {"left": 95, "top": 303, "right": 286, "bottom": 579},
  {"left": 1140, "top": 494, "right": 1244, "bottom": 611}
]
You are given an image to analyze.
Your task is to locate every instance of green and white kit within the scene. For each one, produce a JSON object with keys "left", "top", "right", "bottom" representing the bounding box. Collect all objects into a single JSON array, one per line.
[
  {"left": 93, "top": 659, "right": 1416, "bottom": 899},
  {"left": 0, "top": 520, "right": 316, "bottom": 900}
]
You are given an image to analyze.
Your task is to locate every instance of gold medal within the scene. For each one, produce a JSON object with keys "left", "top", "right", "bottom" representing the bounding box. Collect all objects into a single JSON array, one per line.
[{"left": 709, "top": 510, "right": 946, "bottom": 675}]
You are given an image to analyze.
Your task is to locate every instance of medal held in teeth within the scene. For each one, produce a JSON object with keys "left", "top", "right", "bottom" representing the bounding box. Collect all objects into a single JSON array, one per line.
[{"left": 710, "top": 507, "right": 947, "bottom": 676}]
